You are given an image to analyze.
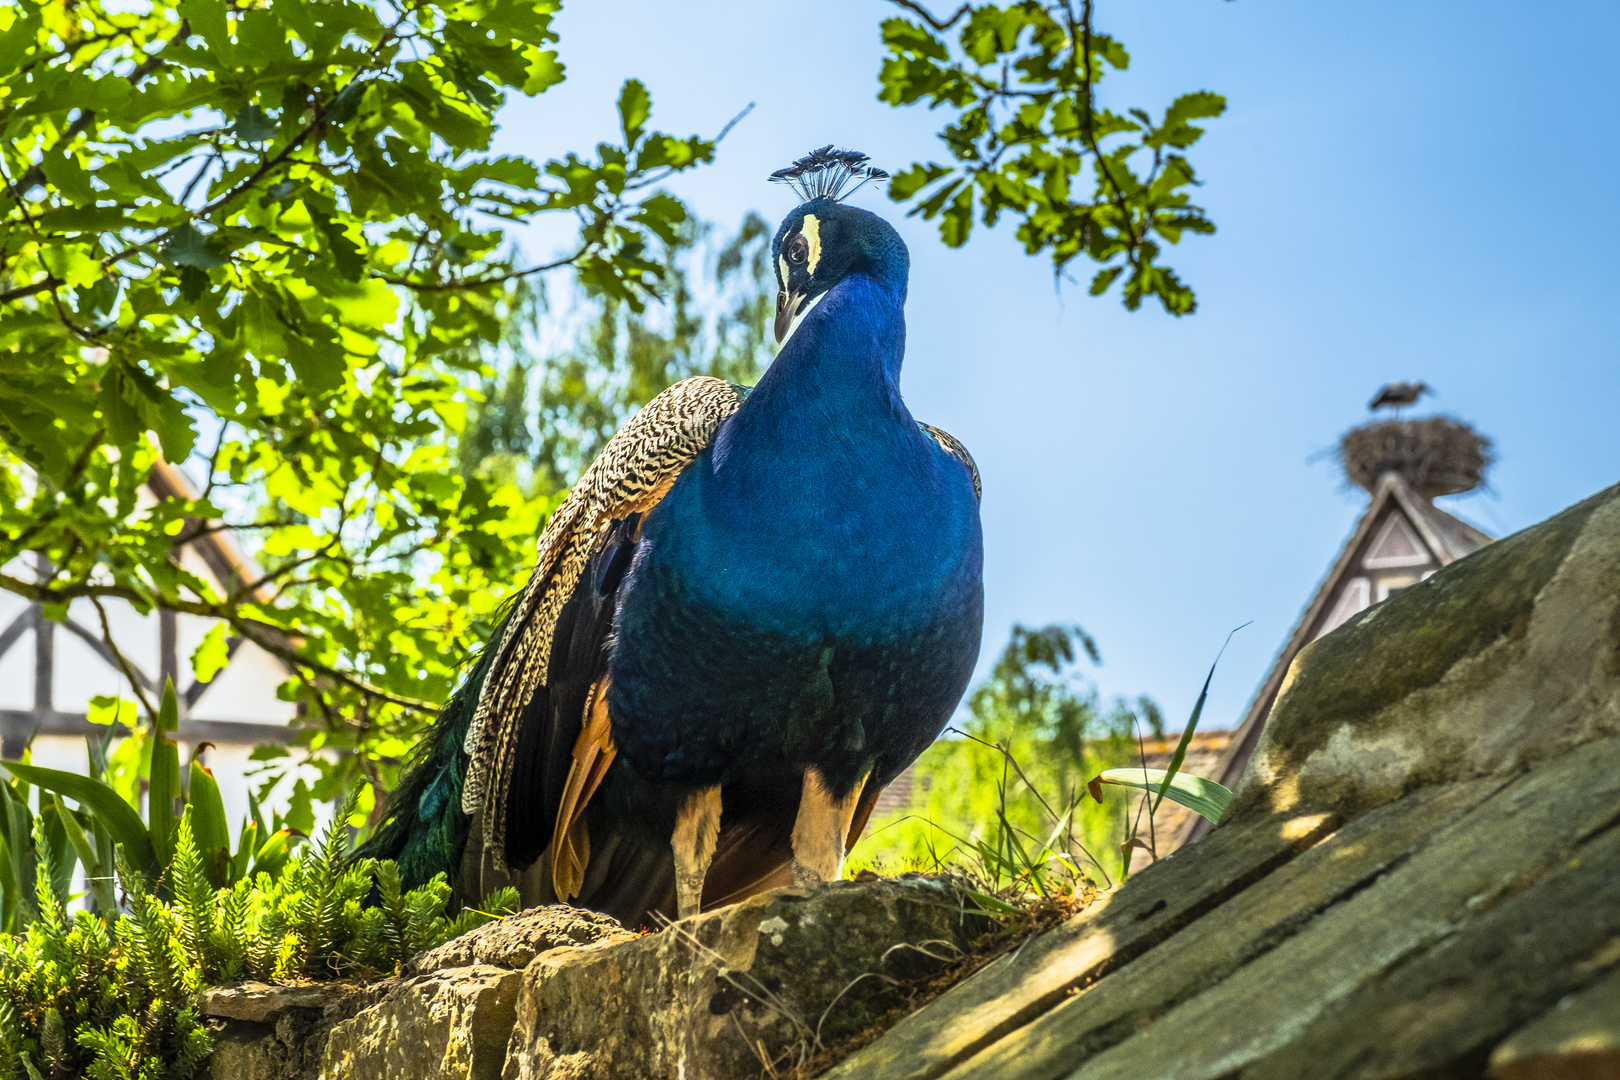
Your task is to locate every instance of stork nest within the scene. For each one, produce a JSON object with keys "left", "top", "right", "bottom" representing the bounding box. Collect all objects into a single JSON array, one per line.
[{"left": 1338, "top": 416, "right": 1493, "bottom": 498}]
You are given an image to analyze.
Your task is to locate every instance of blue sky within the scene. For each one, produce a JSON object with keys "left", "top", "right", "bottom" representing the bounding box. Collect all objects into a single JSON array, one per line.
[{"left": 491, "top": 1, "right": 1620, "bottom": 733}]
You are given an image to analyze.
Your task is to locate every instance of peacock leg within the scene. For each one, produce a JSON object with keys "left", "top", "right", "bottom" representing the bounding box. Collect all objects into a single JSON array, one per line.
[
  {"left": 791, "top": 768, "right": 867, "bottom": 886},
  {"left": 672, "top": 785, "right": 723, "bottom": 920}
]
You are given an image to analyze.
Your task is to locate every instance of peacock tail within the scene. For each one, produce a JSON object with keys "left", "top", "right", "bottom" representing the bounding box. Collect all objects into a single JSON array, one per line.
[{"left": 357, "top": 631, "right": 500, "bottom": 893}]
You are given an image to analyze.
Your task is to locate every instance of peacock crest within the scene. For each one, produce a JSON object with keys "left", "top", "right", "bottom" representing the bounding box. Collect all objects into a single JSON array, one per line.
[{"left": 768, "top": 146, "right": 889, "bottom": 203}]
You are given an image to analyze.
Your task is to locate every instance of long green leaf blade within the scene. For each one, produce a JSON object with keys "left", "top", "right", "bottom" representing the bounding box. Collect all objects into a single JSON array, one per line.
[
  {"left": 1152, "top": 622, "right": 1249, "bottom": 816},
  {"left": 148, "top": 681, "right": 183, "bottom": 872},
  {"left": 1096, "top": 767, "right": 1232, "bottom": 825},
  {"left": 149, "top": 737, "right": 180, "bottom": 872},
  {"left": 0, "top": 760, "right": 155, "bottom": 868},
  {"left": 188, "top": 760, "right": 231, "bottom": 858},
  {"left": 54, "top": 801, "right": 117, "bottom": 915},
  {"left": 251, "top": 828, "right": 298, "bottom": 879}
]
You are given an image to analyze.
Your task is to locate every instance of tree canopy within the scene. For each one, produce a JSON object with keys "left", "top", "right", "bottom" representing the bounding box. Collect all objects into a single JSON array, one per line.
[{"left": 0, "top": 0, "right": 1226, "bottom": 803}]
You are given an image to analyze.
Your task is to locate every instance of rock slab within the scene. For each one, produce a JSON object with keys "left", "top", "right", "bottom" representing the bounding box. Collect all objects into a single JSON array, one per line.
[
  {"left": 320, "top": 965, "right": 521, "bottom": 1080},
  {"left": 833, "top": 480, "right": 1620, "bottom": 1080},
  {"left": 503, "top": 877, "right": 990, "bottom": 1080},
  {"left": 1489, "top": 966, "right": 1620, "bottom": 1080},
  {"left": 200, "top": 982, "right": 374, "bottom": 1080},
  {"left": 411, "top": 906, "right": 633, "bottom": 974}
]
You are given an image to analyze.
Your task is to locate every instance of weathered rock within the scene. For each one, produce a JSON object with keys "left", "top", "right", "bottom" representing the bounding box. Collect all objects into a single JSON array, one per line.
[
  {"left": 932, "top": 778, "right": 1503, "bottom": 1080},
  {"left": 831, "top": 481, "right": 1620, "bottom": 1080},
  {"left": 200, "top": 982, "right": 346, "bottom": 1024},
  {"left": 1230, "top": 481, "right": 1620, "bottom": 825},
  {"left": 200, "top": 982, "right": 375, "bottom": 1080},
  {"left": 1489, "top": 966, "right": 1620, "bottom": 1080},
  {"left": 1059, "top": 739, "right": 1620, "bottom": 1080},
  {"left": 503, "top": 877, "right": 991, "bottom": 1080},
  {"left": 822, "top": 811, "right": 1335, "bottom": 1080},
  {"left": 411, "top": 905, "right": 633, "bottom": 974},
  {"left": 320, "top": 965, "right": 523, "bottom": 1080}
]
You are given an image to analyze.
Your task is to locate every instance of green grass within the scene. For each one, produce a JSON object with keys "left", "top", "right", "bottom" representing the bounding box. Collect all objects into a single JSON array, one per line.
[{"left": 850, "top": 624, "right": 1245, "bottom": 897}]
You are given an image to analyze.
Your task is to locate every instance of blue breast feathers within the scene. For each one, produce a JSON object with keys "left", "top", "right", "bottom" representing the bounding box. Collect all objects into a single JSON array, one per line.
[{"left": 604, "top": 265, "right": 984, "bottom": 793}]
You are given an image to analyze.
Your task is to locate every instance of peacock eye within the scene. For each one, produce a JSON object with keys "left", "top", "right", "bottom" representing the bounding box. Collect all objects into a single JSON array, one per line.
[{"left": 786, "top": 235, "right": 809, "bottom": 266}]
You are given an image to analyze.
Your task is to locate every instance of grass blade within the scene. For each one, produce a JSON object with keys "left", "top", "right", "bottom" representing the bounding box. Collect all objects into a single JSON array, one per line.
[
  {"left": 1151, "top": 622, "right": 1249, "bottom": 817},
  {"left": 1093, "top": 768, "right": 1232, "bottom": 824}
]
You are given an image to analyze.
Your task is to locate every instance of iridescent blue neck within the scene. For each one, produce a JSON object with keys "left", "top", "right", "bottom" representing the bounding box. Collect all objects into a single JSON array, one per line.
[{"left": 719, "top": 269, "right": 909, "bottom": 461}]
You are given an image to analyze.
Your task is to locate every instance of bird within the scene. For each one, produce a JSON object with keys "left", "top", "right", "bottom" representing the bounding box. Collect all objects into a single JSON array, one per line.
[
  {"left": 1368, "top": 381, "right": 1433, "bottom": 414},
  {"left": 361, "top": 147, "right": 985, "bottom": 930}
]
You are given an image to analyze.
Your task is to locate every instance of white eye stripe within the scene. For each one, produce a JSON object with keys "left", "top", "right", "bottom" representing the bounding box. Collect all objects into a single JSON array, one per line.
[
  {"left": 801, "top": 214, "right": 822, "bottom": 276},
  {"left": 778, "top": 254, "right": 789, "bottom": 286}
]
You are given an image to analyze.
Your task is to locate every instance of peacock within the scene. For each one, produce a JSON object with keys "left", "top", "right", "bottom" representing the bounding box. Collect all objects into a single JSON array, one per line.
[{"left": 362, "top": 147, "right": 985, "bottom": 929}]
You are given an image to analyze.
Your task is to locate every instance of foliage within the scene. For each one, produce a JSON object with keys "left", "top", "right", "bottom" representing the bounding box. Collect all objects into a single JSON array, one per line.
[
  {"left": 877, "top": 0, "right": 1225, "bottom": 313},
  {"left": 456, "top": 211, "right": 776, "bottom": 497},
  {"left": 0, "top": 0, "right": 721, "bottom": 798},
  {"left": 1, "top": 683, "right": 300, "bottom": 933},
  {"left": 0, "top": 787, "right": 515, "bottom": 1080},
  {"left": 1084, "top": 622, "right": 1245, "bottom": 878},
  {"left": 850, "top": 623, "right": 1164, "bottom": 894},
  {"left": 1089, "top": 766, "right": 1231, "bottom": 826}
]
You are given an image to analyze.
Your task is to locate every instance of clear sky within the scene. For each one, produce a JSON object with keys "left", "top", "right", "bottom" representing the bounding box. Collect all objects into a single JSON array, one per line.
[{"left": 490, "top": 1, "right": 1620, "bottom": 733}]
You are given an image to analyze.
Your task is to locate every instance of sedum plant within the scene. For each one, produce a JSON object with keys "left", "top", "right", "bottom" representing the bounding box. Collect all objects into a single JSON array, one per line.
[{"left": 0, "top": 792, "right": 516, "bottom": 1080}]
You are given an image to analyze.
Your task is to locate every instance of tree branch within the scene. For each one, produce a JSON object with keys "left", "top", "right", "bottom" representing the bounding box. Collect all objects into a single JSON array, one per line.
[
  {"left": 0, "top": 275, "right": 63, "bottom": 305},
  {"left": 89, "top": 595, "right": 159, "bottom": 720},
  {"left": 888, "top": 0, "right": 973, "bottom": 31},
  {"left": 1073, "top": 0, "right": 1143, "bottom": 263},
  {"left": 377, "top": 245, "right": 588, "bottom": 291},
  {"left": 0, "top": 572, "right": 439, "bottom": 713}
]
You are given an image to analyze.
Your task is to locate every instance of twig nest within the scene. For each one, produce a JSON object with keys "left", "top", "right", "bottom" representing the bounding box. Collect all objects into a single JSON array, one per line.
[{"left": 1338, "top": 416, "right": 1493, "bottom": 498}]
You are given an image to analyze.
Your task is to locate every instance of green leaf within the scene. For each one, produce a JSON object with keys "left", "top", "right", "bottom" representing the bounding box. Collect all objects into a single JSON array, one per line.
[
  {"left": 889, "top": 162, "right": 952, "bottom": 201},
  {"left": 1164, "top": 90, "right": 1227, "bottom": 126},
  {"left": 54, "top": 801, "right": 118, "bottom": 914},
  {"left": 0, "top": 761, "right": 156, "bottom": 870},
  {"left": 163, "top": 224, "right": 227, "bottom": 271},
  {"left": 233, "top": 104, "right": 279, "bottom": 143},
  {"left": 523, "top": 49, "right": 565, "bottom": 94},
  {"left": 188, "top": 759, "right": 231, "bottom": 875},
  {"left": 178, "top": 0, "right": 233, "bottom": 64},
  {"left": 250, "top": 828, "right": 298, "bottom": 878},
  {"left": 326, "top": 80, "right": 368, "bottom": 124},
  {"left": 230, "top": 819, "right": 259, "bottom": 882},
  {"left": 1088, "top": 265, "right": 1124, "bottom": 296},
  {"left": 617, "top": 79, "right": 651, "bottom": 148},
  {"left": 157, "top": 678, "right": 180, "bottom": 736},
  {"left": 1090, "top": 768, "right": 1232, "bottom": 824},
  {"left": 148, "top": 683, "right": 183, "bottom": 870},
  {"left": 190, "top": 624, "right": 231, "bottom": 684},
  {"left": 39, "top": 152, "right": 96, "bottom": 203}
]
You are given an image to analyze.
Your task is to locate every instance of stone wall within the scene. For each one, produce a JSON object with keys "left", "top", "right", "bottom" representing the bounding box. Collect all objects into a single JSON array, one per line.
[{"left": 200, "top": 877, "right": 988, "bottom": 1080}]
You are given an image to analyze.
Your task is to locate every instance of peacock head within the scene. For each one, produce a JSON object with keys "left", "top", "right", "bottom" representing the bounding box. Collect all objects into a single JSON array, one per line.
[{"left": 768, "top": 147, "right": 906, "bottom": 343}]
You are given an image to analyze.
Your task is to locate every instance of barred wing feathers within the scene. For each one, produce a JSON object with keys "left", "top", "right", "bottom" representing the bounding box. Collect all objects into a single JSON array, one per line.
[{"left": 461, "top": 376, "right": 748, "bottom": 872}]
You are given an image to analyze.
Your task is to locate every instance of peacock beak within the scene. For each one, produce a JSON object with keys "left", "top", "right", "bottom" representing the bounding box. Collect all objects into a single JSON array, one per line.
[{"left": 774, "top": 288, "right": 805, "bottom": 344}]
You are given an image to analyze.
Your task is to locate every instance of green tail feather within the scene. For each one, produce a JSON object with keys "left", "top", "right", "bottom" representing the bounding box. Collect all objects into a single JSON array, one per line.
[{"left": 357, "top": 637, "right": 500, "bottom": 894}]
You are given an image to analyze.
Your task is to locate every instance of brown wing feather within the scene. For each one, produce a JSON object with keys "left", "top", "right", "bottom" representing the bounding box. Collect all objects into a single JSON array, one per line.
[
  {"left": 461, "top": 376, "right": 746, "bottom": 870},
  {"left": 551, "top": 677, "right": 617, "bottom": 900}
]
